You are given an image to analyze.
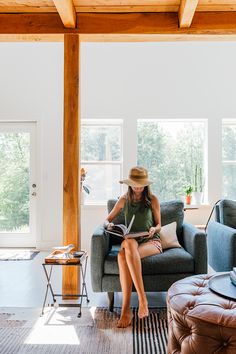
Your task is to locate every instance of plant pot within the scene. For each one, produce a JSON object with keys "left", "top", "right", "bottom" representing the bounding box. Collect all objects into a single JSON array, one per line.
[
  {"left": 185, "top": 195, "right": 192, "bottom": 205},
  {"left": 192, "top": 192, "right": 203, "bottom": 205}
]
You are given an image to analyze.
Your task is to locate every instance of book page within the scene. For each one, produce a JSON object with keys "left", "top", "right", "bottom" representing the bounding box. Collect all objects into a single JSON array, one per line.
[
  {"left": 125, "top": 231, "right": 150, "bottom": 239},
  {"left": 112, "top": 224, "right": 128, "bottom": 235}
]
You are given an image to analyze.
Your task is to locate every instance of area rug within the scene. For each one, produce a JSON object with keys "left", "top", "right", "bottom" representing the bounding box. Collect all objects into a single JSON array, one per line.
[
  {"left": 0, "top": 250, "right": 40, "bottom": 261},
  {"left": 133, "top": 308, "right": 168, "bottom": 354},
  {"left": 0, "top": 306, "right": 168, "bottom": 354}
]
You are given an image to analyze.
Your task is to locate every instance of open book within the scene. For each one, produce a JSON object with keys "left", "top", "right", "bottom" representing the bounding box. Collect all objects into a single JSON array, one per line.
[
  {"left": 106, "top": 215, "right": 149, "bottom": 239},
  {"left": 52, "top": 244, "right": 75, "bottom": 253}
]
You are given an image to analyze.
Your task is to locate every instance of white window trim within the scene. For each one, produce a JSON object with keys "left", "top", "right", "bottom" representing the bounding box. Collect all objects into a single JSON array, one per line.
[
  {"left": 81, "top": 119, "right": 123, "bottom": 205},
  {"left": 222, "top": 118, "right": 236, "bottom": 199}
]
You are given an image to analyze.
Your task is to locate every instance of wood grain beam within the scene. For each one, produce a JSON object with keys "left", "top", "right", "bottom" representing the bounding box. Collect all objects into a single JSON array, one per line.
[
  {"left": 63, "top": 34, "right": 80, "bottom": 298},
  {"left": 179, "top": 0, "right": 199, "bottom": 28},
  {"left": 1, "top": 12, "right": 236, "bottom": 36},
  {"left": 3, "top": 5, "right": 236, "bottom": 13},
  {"left": 53, "top": 0, "right": 76, "bottom": 28},
  {"left": 76, "top": 5, "right": 179, "bottom": 12}
]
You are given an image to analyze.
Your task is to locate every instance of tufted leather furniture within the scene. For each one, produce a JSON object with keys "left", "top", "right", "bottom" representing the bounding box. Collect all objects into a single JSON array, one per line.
[{"left": 167, "top": 274, "right": 236, "bottom": 354}]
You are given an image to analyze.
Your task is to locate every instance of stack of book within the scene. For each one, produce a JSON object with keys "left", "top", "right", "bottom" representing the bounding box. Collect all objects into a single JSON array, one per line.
[{"left": 229, "top": 267, "right": 236, "bottom": 286}]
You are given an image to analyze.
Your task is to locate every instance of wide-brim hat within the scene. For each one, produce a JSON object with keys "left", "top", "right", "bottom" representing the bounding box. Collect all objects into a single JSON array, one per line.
[{"left": 119, "top": 166, "right": 152, "bottom": 188}]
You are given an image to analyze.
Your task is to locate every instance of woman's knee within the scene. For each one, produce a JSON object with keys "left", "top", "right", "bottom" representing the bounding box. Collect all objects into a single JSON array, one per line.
[
  {"left": 122, "top": 239, "right": 138, "bottom": 254},
  {"left": 118, "top": 248, "right": 126, "bottom": 263}
]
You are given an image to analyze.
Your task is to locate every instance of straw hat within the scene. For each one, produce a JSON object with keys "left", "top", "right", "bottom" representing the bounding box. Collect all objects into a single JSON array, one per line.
[{"left": 119, "top": 166, "right": 152, "bottom": 188}]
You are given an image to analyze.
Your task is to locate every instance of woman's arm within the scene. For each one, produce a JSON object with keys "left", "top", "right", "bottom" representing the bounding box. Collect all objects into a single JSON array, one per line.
[
  {"left": 103, "top": 195, "right": 126, "bottom": 229},
  {"left": 149, "top": 195, "right": 161, "bottom": 237}
]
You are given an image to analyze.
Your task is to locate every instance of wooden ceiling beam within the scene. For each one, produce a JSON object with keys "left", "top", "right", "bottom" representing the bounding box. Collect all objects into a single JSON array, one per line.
[
  {"left": 3, "top": 1, "right": 236, "bottom": 14},
  {"left": 179, "top": 0, "right": 199, "bottom": 28},
  {"left": 1, "top": 12, "right": 236, "bottom": 36},
  {"left": 53, "top": 0, "right": 76, "bottom": 28}
]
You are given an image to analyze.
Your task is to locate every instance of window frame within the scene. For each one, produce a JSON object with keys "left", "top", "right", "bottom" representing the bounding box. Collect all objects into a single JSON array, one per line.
[
  {"left": 222, "top": 118, "right": 236, "bottom": 199},
  {"left": 81, "top": 118, "right": 123, "bottom": 205}
]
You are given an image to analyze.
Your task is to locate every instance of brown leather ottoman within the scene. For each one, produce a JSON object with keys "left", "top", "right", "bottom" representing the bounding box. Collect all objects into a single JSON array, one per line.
[{"left": 167, "top": 274, "right": 236, "bottom": 354}]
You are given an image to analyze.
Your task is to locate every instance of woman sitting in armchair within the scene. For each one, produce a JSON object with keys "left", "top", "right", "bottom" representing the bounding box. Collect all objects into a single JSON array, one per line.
[{"left": 104, "top": 166, "right": 162, "bottom": 328}]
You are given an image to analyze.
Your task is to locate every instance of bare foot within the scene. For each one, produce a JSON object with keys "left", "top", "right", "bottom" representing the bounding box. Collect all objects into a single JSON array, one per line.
[
  {"left": 117, "top": 310, "right": 133, "bottom": 328},
  {"left": 138, "top": 300, "right": 149, "bottom": 319}
]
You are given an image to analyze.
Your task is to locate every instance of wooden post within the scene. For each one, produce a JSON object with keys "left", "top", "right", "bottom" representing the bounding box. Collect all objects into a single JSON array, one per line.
[{"left": 63, "top": 33, "right": 80, "bottom": 298}]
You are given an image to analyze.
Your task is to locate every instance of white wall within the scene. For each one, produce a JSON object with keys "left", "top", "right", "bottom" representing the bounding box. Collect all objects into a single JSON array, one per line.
[
  {"left": 80, "top": 41, "right": 236, "bottom": 252},
  {"left": 1, "top": 41, "right": 236, "bottom": 250},
  {"left": 0, "top": 42, "right": 64, "bottom": 249}
]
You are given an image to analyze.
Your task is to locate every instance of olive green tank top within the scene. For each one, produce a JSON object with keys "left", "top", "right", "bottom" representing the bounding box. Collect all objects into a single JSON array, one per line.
[{"left": 123, "top": 199, "right": 160, "bottom": 242}]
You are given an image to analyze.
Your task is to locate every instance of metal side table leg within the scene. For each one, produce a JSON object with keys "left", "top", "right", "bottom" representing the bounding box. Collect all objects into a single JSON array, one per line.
[
  {"left": 77, "top": 256, "right": 89, "bottom": 317},
  {"left": 41, "top": 264, "right": 56, "bottom": 315},
  {"left": 82, "top": 256, "right": 90, "bottom": 303}
]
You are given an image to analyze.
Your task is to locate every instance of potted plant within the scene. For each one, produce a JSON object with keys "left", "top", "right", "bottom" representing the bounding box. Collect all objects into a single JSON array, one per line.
[
  {"left": 184, "top": 185, "right": 193, "bottom": 205},
  {"left": 192, "top": 164, "right": 204, "bottom": 205}
]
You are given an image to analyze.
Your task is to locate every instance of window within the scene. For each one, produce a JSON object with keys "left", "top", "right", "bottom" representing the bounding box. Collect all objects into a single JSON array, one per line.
[
  {"left": 81, "top": 119, "right": 123, "bottom": 204},
  {"left": 137, "top": 119, "right": 207, "bottom": 201},
  {"left": 222, "top": 119, "right": 236, "bottom": 199}
]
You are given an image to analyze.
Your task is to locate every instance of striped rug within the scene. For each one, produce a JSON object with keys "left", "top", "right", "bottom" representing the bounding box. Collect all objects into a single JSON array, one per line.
[
  {"left": 132, "top": 308, "right": 168, "bottom": 354},
  {"left": 0, "top": 307, "right": 168, "bottom": 354}
]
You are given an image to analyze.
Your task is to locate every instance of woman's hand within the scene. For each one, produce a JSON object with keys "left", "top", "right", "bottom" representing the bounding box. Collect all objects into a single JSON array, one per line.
[
  {"left": 149, "top": 227, "right": 157, "bottom": 238},
  {"left": 107, "top": 222, "right": 114, "bottom": 230},
  {"left": 104, "top": 220, "right": 114, "bottom": 230}
]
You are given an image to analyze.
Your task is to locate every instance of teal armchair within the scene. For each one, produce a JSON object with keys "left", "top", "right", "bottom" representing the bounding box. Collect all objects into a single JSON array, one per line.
[
  {"left": 91, "top": 199, "right": 207, "bottom": 311},
  {"left": 207, "top": 199, "right": 236, "bottom": 271}
]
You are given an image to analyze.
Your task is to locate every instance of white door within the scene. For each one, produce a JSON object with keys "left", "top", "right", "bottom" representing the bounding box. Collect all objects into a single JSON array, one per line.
[{"left": 0, "top": 122, "right": 37, "bottom": 247}]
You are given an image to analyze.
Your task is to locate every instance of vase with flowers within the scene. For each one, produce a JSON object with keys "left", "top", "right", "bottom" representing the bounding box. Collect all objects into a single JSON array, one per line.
[{"left": 80, "top": 167, "right": 91, "bottom": 204}]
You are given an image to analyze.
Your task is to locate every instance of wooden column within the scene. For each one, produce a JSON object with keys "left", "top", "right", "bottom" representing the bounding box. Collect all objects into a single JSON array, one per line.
[{"left": 63, "top": 33, "right": 80, "bottom": 297}]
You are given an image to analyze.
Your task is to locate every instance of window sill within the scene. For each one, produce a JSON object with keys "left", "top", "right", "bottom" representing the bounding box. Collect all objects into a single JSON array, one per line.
[
  {"left": 81, "top": 203, "right": 106, "bottom": 209},
  {"left": 184, "top": 203, "right": 210, "bottom": 210}
]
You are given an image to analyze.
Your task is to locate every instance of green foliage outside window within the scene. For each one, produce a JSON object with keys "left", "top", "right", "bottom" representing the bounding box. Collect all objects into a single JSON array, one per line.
[
  {"left": 0, "top": 133, "right": 29, "bottom": 232},
  {"left": 137, "top": 121, "right": 205, "bottom": 201}
]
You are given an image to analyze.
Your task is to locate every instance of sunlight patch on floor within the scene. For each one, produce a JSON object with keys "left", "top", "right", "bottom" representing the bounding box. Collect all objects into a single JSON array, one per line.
[
  {"left": 89, "top": 306, "right": 97, "bottom": 320},
  {"left": 24, "top": 316, "right": 80, "bottom": 345}
]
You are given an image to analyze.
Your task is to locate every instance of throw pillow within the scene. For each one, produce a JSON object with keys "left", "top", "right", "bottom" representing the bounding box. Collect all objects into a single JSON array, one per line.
[{"left": 159, "top": 221, "right": 181, "bottom": 250}]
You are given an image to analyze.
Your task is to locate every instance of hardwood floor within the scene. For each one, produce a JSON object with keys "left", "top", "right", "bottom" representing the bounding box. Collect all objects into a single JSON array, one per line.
[{"left": 0, "top": 250, "right": 167, "bottom": 308}]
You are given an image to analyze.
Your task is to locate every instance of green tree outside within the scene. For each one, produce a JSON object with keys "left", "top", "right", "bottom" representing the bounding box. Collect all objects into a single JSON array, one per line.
[
  {"left": 137, "top": 121, "right": 205, "bottom": 201},
  {"left": 0, "top": 133, "right": 29, "bottom": 232}
]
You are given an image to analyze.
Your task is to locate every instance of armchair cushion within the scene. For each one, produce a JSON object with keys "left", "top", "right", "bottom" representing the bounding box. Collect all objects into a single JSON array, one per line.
[
  {"left": 159, "top": 221, "right": 181, "bottom": 250},
  {"left": 160, "top": 200, "right": 184, "bottom": 240},
  {"left": 104, "top": 246, "right": 194, "bottom": 275}
]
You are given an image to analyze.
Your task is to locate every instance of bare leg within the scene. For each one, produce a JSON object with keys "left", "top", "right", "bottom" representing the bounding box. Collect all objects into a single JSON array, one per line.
[
  {"left": 123, "top": 239, "right": 161, "bottom": 319},
  {"left": 137, "top": 242, "right": 162, "bottom": 318},
  {"left": 122, "top": 239, "right": 148, "bottom": 319},
  {"left": 117, "top": 248, "right": 133, "bottom": 328}
]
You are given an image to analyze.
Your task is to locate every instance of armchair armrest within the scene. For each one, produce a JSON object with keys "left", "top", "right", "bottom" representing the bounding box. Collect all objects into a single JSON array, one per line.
[
  {"left": 90, "top": 225, "right": 110, "bottom": 292},
  {"left": 182, "top": 222, "right": 207, "bottom": 274},
  {"left": 207, "top": 221, "right": 236, "bottom": 271}
]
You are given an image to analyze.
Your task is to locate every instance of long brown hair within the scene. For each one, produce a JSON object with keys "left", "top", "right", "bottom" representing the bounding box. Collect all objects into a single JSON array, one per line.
[{"left": 126, "top": 186, "right": 153, "bottom": 209}]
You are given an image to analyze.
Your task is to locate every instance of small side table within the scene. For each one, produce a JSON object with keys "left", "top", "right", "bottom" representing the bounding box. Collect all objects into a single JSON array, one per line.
[{"left": 41, "top": 251, "right": 89, "bottom": 317}]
